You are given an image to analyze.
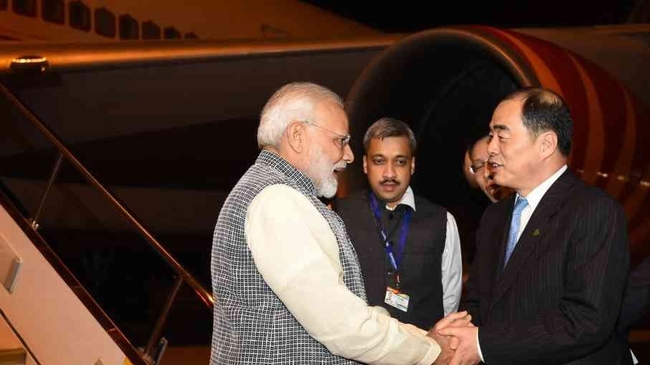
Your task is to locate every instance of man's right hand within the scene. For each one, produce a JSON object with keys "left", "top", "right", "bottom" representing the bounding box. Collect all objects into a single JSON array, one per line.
[
  {"left": 427, "top": 311, "right": 473, "bottom": 365},
  {"left": 431, "top": 332, "right": 453, "bottom": 365}
]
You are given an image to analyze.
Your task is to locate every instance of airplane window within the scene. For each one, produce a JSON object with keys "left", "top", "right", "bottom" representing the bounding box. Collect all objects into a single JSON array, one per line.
[
  {"left": 163, "top": 26, "right": 181, "bottom": 40},
  {"left": 68, "top": 0, "right": 90, "bottom": 32},
  {"left": 12, "top": 0, "right": 36, "bottom": 17},
  {"left": 94, "top": 7, "right": 116, "bottom": 38},
  {"left": 42, "top": 0, "right": 64, "bottom": 24},
  {"left": 119, "top": 14, "right": 139, "bottom": 40},
  {"left": 142, "top": 21, "right": 161, "bottom": 40}
]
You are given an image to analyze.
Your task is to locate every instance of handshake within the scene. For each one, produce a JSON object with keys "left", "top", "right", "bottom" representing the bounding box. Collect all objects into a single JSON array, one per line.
[{"left": 426, "top": 311, "right": 480, "bottom": 365}]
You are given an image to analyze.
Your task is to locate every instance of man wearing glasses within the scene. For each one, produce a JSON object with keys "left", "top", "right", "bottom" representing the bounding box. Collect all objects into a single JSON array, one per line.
[
  {"left": 210, "top": 82, "right": 471, "bottom": 365},
  {"left": 335, "top": 117, "right": 463, "bottom": 333},
  {"left": 468, "top": 135, "right": 513, "bottom": 203}
]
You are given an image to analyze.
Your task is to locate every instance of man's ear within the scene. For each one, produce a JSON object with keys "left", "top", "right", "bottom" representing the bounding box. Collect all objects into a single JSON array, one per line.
[
  {"left": 363, "top": 155, "right": 368, "bottom": 174},
  {"left": 286, "top": 121, "right": 306, "bottom": 153},
  {"left": 410, "top": 156, "right": 416, "bottom": 175},
  {"left": 540, "top": 131, "right": 558, "bottom": 159}
]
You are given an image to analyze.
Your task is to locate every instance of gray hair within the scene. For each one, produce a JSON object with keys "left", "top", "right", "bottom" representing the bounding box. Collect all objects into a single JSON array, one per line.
[
  {"left": 257, "top": 82, "right": 344, "bottom": 149},
  {"left": 362, "top": 117, "right": 417, "bottom": 155}
]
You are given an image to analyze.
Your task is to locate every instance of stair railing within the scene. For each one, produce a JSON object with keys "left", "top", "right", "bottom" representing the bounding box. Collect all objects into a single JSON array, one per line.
[{"left": 0, "top": 79, "right": 214, "bottom": 364}]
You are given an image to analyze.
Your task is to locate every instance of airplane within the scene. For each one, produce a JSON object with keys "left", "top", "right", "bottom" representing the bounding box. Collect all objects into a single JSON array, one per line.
[{"left": 0, "top": 1, "right": 649, "bottom": 364}]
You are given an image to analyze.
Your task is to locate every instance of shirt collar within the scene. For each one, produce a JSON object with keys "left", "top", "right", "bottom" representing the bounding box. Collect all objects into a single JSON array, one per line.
[
  {"left": 257, "top": 150, "right": 317, "bottom": 195},
  {"left": 518, "top": 164, "right": 567, "bottom": 211},
  {"left": 385, "top": 186, "right": 417, "bottom": 212}
]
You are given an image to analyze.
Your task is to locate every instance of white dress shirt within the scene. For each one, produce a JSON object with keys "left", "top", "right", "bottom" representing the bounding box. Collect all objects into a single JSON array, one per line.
[
  {"left": 515, "top": 165, "right": 567, "bottom": 241},
  {"left": 386, "top": 186, "right": 463, "bottom": 315}
]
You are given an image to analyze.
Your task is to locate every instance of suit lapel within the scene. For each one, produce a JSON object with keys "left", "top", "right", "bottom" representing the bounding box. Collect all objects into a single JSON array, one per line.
[
  {"left": 491, "top": 170, "right": 578, "bottom": 307},
  {"left": 493, "top": 195, "right": 516, "bottom": 278}
]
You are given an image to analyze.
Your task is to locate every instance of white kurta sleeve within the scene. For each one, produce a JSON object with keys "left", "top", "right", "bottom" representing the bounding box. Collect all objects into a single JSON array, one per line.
[{"left": 246, "top": 184, "right": 441, "bottom": 365}]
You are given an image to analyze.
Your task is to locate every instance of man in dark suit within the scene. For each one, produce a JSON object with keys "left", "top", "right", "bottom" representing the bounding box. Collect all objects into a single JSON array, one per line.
[
  {"left": 439, "top": 87, "right": 630, "bottom": 364},
  {"left": 335, "top": 117, "right": 463, "bottom": 331}
]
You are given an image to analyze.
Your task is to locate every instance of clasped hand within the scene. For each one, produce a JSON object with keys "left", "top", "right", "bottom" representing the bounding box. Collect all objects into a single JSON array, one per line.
[{"left": 426, "top": 311, "right": 480, "bottom": 365}]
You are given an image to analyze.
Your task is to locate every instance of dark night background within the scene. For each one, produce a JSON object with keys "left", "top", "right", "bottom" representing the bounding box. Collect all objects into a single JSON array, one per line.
[{"left": 303, "top": 0, "right": 639, "bottom": 32}]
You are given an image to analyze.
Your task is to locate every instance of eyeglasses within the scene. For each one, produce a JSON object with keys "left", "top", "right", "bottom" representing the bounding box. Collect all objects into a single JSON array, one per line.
[
  {"left": 301, "top": 120, "right": 351, "bottom": 150},
  {"left": 469, "top": 161, "right": 486, "bottom": 175}
]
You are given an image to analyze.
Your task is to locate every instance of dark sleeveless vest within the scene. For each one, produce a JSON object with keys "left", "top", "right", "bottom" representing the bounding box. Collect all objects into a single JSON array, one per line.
[{"left": 335, "top": 190, "right": 447, "bottom": 330}]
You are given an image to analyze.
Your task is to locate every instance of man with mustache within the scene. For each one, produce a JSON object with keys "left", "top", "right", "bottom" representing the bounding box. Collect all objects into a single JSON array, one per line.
[
  {"left": 335, "top": 117, "right": 463, "bottom": 332},
  {"left": 439, "top": 87, "right": 630, "bottom": 364},
  {"left": 210, "top": 82, "right": 471, "bottom": 365}
]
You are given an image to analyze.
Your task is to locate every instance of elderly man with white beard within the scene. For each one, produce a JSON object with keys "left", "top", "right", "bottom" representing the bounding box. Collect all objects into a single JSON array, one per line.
[{"left": 210, "top": 81, "right": 472, "bottom": 365}]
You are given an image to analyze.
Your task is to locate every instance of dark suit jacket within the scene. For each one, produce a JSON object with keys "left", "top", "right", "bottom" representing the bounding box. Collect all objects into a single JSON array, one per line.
[{"left": 462, "top": 169, "right": 630, "bottom": 364}]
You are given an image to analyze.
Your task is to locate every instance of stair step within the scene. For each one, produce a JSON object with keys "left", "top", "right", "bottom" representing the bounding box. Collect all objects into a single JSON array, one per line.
[
  {"left": 0, "top": 348, "right": 26, "bottom": 365},
  {"left": 159, "top": 346, "right": 209, "bottom": 365}
]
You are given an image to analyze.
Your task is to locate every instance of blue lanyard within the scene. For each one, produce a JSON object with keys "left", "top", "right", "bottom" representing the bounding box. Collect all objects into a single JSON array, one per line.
[{"left": 368, "top": 192, "right": 412, "bottom": 272}]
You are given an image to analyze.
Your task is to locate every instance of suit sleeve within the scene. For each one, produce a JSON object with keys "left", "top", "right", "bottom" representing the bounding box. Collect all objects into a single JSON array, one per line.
[
  {"left": 618, "top": 257, "right": 650, "bottom": 332},
  {"left": 479, "top": 193, "right": 630, "bottom": 364}
]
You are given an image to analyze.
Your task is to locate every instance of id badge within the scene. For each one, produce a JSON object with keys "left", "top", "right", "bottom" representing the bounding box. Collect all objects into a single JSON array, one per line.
[{"left": 384, "top": 286, "right": 409, "bottom": 312}]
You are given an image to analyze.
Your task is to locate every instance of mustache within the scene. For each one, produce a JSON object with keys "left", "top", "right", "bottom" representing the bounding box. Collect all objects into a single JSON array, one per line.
[{"left": 380, "top": 178, "right": 400, "bottom": 185}]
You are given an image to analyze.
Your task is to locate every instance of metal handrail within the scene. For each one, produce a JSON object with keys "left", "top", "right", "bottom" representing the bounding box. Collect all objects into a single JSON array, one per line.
[{"left": 0, "top": 80, "right": 214, "bottom": 357}]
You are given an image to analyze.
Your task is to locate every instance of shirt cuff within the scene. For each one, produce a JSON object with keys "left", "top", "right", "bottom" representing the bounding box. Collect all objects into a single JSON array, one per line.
[
  {"left": 419, "top": 335, "right": 442, "bottom": 365},
  {"left": 476, "top": 328, "right": 485, "bottom": 363},
  {"left": 405, "top": 325, "right": 442, "bottom": 365}
]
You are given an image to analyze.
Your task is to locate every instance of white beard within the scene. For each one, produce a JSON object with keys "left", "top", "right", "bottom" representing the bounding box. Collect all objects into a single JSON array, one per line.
[{"left": 306, "top": 143, "right": 343, "bottom": 198}]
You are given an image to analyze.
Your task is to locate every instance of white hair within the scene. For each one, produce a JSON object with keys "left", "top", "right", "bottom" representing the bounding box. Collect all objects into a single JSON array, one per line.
[{"left": 257, "top": 82, "right": 344, "bottom": 149}]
